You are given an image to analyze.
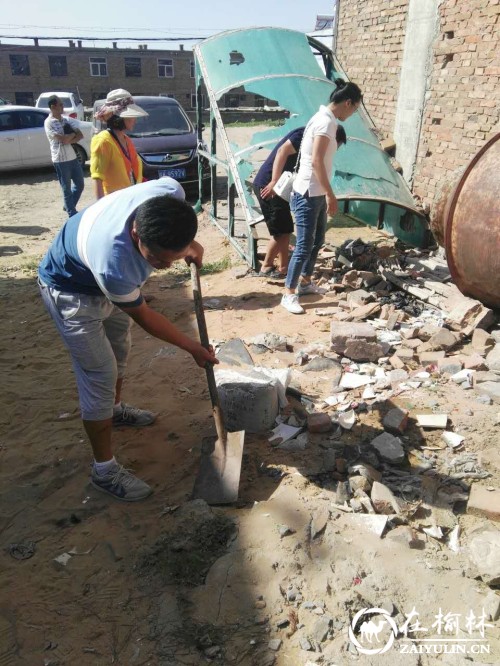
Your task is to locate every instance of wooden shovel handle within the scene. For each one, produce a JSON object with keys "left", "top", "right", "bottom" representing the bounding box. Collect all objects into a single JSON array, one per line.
[{"left": 190, "top": 262, "right": 227, "bottom": 438}]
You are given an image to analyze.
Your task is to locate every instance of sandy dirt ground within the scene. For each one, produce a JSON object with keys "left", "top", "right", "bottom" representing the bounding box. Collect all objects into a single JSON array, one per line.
[{"left": 0, "top": 148, "right": 499, "bottom": 666}]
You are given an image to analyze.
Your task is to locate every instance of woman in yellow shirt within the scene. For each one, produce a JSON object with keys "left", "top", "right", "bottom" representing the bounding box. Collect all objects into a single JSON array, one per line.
[{"left": 91, "top": 89, "right": 148, "bottom": 199}]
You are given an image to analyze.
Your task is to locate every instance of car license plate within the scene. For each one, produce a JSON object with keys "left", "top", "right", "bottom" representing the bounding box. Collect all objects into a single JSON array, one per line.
[{"left": 159, "top": 168, "right": 186, "bottom": 179}]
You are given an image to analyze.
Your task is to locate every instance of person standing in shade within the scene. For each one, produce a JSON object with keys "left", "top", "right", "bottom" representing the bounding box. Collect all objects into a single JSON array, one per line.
[
  {"left": 252, "top": 126, "right": 305, "bottom": 278},
  {"left": 91, "top": 89, "right": 148, "bottom": 199},
  {"left": 44, "top": 95, "right": 85, "bottom": 217},
  {"left": 281, "top": 79, "right": 362, "bottom": 314}
]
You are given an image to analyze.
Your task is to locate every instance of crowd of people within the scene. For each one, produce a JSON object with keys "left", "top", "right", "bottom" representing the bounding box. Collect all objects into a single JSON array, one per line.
[{"left": 40, "top": 80, "right": 362, "bottom": 502}]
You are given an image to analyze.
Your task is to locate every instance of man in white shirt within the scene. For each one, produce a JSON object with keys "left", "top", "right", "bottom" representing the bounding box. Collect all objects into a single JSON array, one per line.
[{"left": 44, "top": 95, "right": 85, "bottom": 217}]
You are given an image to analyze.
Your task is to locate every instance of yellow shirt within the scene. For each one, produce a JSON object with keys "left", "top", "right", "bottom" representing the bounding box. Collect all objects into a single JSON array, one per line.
[{"left": 90, "top": 130, "right": 143, "bottom": 195}]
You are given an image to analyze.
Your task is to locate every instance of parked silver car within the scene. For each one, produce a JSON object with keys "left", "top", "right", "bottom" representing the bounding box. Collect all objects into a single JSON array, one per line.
[{"left": 0, "top": 105, "right": 92, "bottom": 171}]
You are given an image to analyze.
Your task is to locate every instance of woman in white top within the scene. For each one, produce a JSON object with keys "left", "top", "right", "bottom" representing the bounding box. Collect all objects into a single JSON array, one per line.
[{"left": 281, "top": 79, "right": 362, "bottom": 314}]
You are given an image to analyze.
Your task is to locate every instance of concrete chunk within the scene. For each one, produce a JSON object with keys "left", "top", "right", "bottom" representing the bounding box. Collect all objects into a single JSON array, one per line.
[
  {"left": 349, "top": 302, "right": 381, "bottom": 321},
  {"left": 472, "top": 328, "right": 495, "bottom": 354},
  {"left": 417, "top": 324, "right": 442, "bottom": 341},
  {"left": 389, "top": 354, "right": 406, "bottom": 369},
  {"left": 330, "top": 322, "right": 377, "bottom": 355},
  {"left": 344, "top": 340, "right": 385, "bottom": 362},
  {"left": 467, "top": 485, "right": 500, "bottom": 522},
  {"left": 217, "top": 338, "right": 254, "bottom": 366},
  {"left": 307, "top": 412, "right": 333, "bottom": 433},
  {"left": 347, "top": 289, "right": 374, "bottom": 306},
  {"left": 383, "top": 407, "right": 409, "bottom": 434},
  {"left": 371, "top": 481, "right": 402, "bottom": 515},
  {"left": 394, "top": 347, "right": 414, "bottom": 361},
  {"left": 460, "top": 353, "right": 488, "bottom": 370},
  {"left": 468, "top": 526, "right": 500, "bottom": 586},
  {"left": 419, "top": 351, "right": 446, "bottom": 365},
  {"left": 371, "top": 432, "right": 406, "bottom": 464},
  {"left": 486, "top": 346, "right": 500, "bottom": 374},
  {"left": 437, "top": 357, "right": 463, "bottom": 375},
  {"left": 418, "top": 328, "right": 459, "bottom": 353},
  {"left": 386, "top": 526, "right": 424, "bottom": 549},
  {"left": 476, "top": 381, "right": 500, "bottom": 403},
  {"left": 216, "top": 368, "right": 279, "bottom": 433}
]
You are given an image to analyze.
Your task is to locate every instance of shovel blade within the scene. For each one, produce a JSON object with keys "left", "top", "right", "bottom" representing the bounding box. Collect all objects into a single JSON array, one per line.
[{"left": 192, "top": 431, "right": 245, "bottom": 505}]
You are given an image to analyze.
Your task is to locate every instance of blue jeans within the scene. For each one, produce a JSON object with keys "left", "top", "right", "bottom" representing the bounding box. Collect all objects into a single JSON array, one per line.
[
  {"left": 53, "top": 158, "right": 84, "bottom": 217},
  {"left": 286, "top": 191, "right": 327, "bottom": 290}
]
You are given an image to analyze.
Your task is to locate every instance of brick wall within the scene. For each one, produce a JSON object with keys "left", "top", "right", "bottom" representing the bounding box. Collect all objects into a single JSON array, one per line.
[
  {"left": 412, "top": 0, "right": 500, "bottom": 208},
  {"left": 336, "top": 0, "right": 500, "bottom": 211},
  {"left": 336, "top": 0, "right": 409, "bottom": 139}
]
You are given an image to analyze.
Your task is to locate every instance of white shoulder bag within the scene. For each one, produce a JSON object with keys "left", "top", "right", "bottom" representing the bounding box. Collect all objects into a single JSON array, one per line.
[{"left": 272, "top": 124, "right": 309, "bottom": 202}]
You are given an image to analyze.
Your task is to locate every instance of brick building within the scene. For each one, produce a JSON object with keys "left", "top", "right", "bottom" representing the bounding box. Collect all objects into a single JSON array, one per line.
[
  {"left": 336, "top": 0, "right": 500, "bottom": 211},
  {"left": 0, "top": 41, "right": 262, "bottom": 114}
]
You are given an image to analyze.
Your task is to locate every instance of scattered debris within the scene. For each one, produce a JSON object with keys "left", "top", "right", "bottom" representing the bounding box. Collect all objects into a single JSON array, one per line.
[{"left": 7, "top": 541, "right": 36, "bottom": 560}]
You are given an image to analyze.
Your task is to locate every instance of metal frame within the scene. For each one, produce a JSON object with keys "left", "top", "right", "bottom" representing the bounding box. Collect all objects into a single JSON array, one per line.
[{"left": 195, "top": 30, "right": 430, "bottom": 270}]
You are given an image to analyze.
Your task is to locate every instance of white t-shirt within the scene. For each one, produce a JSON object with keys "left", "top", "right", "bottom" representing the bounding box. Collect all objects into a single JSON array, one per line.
[
  {"left": 293, "top": 105, "right": 338, "bottom": 197},
  {"left": 38, "top": 178, "right": 186, "bottom": 307},
  {"left": 44, "top": 114, "right": 80, "bottom": 163}
]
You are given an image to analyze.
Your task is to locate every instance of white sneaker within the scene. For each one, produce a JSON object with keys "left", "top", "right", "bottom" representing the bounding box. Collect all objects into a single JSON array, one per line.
[
  {"left": 297, "top": 280, "right": 327, "bottom": 295},
  {"left": 281, "top": 293, "right": 305, "bottom": 314}
]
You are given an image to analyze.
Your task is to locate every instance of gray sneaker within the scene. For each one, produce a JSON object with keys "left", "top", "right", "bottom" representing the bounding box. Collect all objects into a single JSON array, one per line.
[
  {"left": 90, "top": 464, "right": 153, "bottom": 502},
  {"left": 297, "top": 280, "right": 327, "bottom": 295},
  {"left": 112, "top": 402, "right": 156, "bottom": 427}
]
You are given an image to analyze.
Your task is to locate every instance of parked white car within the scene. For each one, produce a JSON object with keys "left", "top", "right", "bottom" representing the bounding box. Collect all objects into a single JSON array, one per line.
[
  {"left": 0, "top": 106, "right": 92, "bottom": 171},
  {"left": 35, "top": 91, "right": 84, "bottom": 120}
]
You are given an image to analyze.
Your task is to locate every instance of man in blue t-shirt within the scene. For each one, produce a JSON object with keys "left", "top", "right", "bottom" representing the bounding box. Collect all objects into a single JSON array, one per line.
[
  {"left": 253, "top": 127, "right": 304, "bottom": 278},
  {"left": 38, "top": 178, "right": 218, "bottom": 502}
]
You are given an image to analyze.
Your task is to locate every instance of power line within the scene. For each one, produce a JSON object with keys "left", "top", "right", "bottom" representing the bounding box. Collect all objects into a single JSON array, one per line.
[
  {"left": 0, "top": 23, "right": 220, "bottom": 34},
  {"left": 0, "top": 34, "right": 207, "bottom": 42}
]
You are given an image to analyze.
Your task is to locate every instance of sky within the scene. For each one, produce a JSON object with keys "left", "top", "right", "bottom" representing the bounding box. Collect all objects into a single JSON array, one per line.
[{"left": 0, "top": 0, "right": 336, "bottom": 50}]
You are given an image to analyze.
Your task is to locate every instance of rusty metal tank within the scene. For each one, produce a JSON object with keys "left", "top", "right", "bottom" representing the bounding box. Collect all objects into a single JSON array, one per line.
[{"left": 431, "top": 132, "right": 500, "bottom": 309}]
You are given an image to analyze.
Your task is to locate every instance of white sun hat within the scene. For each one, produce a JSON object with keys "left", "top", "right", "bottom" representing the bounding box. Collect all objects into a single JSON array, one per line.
[{"left": 95, "top": 88, "right": 148, "bottom": 120}]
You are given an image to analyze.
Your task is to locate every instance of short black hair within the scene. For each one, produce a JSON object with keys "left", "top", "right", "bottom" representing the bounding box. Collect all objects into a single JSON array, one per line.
[
  {"left": 329, "top": 78, "right": 363, "bottom": 105},
  {"left": 48, "top": 95, "right": 59, "bottom": 109},
  {"left": 134, "top": 195, "right": 198, "bottom": 251},
  {"left": 107, "top": 115, "right": 126, "bottom": 131}
]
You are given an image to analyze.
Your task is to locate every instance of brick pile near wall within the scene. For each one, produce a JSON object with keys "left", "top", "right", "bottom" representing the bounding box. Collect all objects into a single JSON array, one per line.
[
  {"left": 413, "top": 0, "right": 500, "bottom": 210},
  {"left": 336, "top": 0, "right": 409, "bottom": 140}
]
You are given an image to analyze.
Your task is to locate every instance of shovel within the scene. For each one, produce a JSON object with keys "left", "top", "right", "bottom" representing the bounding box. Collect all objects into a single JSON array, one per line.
[{"left": 190, "top": 263, "right": 245, "bottom": 504}]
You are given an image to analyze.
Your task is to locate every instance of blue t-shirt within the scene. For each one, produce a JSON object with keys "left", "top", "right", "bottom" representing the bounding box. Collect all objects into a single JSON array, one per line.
[
  {"left": 39, "top": 178, "right": 186, "bottom": 308},
  {"left": 253, "top": 127, "right": 305, "bottom": 188}
]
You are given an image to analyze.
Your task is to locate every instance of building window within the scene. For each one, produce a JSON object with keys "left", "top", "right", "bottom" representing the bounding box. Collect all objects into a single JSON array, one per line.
[
  {"left": 10, "top": 54, "right": 30, "bottom": 76},
  {"left": 223, "top": 93, "right": 240, "bottom": 108},
  {"left": 190, "top": 61, "right": 195, "bottom": 78},
  {"left": 125, "top": 57, "right": 141, "bottom": 77},
  {"left": 15, "top": 91, "right": 34, "bottom": 106},
  {"left": 89, "top": 57, "right": 107, "bottom": 77},
  {"left": 158, "top": 58, "right": 173, "bottom": 78},
  {"left": 191, "top": 93, "right": 204, "bottom": 109},
  {"left": 254, "top": 95, "right": 265, "bottom": 107},
  {"left": 48, "top": 55, "right": 67, "bottom": 77}
]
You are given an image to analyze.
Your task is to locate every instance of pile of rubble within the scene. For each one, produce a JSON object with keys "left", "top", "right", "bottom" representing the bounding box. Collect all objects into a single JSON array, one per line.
[{"left": 221, "top": 237, "right": 500, "bottom": 641}]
